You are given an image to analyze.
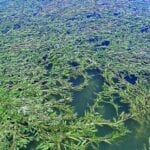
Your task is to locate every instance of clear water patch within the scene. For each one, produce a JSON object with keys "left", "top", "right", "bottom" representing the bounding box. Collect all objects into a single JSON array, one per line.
[{"left": 71, "top": 68, "right": 104, "bottom": 116}]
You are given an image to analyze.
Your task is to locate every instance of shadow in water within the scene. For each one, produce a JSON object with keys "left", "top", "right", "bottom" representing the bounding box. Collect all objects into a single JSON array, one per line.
[{"left": 71, "top": 68, "right": 104, "bottom": 116}]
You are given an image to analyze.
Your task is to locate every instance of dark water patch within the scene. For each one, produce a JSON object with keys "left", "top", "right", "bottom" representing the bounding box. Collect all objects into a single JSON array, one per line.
[
  {"left": 87, "top": 141, "right": 110, "bottom": 150},
  {"left": 41, "top": 81, "right": 48, "bottom": 85},
  {"left": 41, "top": 82, "right": 49, "bottom": 90},
  {"left": 96, "top": 124, "right": 113, "bottom": 137},
  {"left": 25, "top": 140, "right": 37, "bottom": 150},
  {"left": 140, "top": 26, "right": 149, "bottom": 33},
  {"left": 118, "top": 102, "right": 130, "bottom": 114},
  {"left": 13, "top": 23, "right": 21, "bottom": 30},
  {"left": 71, "top": 73, "right": 104, "bottom": 116},
  {"left": 86, "top": 68, "right": 101, "bottom": 76},
  {"left": 69, "top": 75, "right": 84, "bottom": 86},
  {"left": 113, "top": 94, "right": 130, "bottom": 114},
  {"left": 101, "top": 102, "right": 117, "bottom": 120},
  {"left": 33, "top": 7, "right": 42, "bottom": 16},
  {"left": 112, "top": 77, "right": 119, "bottom": 83},
  {"left": 101, "top": 40, "right": 110, "bottom": 46},
  {"left": 32, "top": 79, "right": 39, "bottom": 84},
  {"left": 69, "top": 61, "right": 79, "bottom": 67},
  {"left": 66, "top": 30, "right": 71, "bottom": 34},
  {"left": 124, "top": 119, "right": 140, "bottom": 131},
  {"left": 45, "top": 63, "right": 53, "bottom": 71},
  {"left": 113, "top": 94, "right": 121, "bottom": 104},
  {"left": 33, "top": 12, "right": 38, "bottom": 16},
  {"left": 87, "top": 143, "right": 98, "bottom": 150},
  {"left": 113, "top": 12, "right": 120, "bottom": 16},
  {"left": 95, "top": 102, "right": 117, "bottom": 120},
  {"left": 142, "top": 72, "right": 150, "bottom": 83},
  {"left": 17, "top": 88, "right": 23, "bottom": 92},
  {"left": 99, "top": 141, "right": 110, "bottom": 150},
  {"left": 74, "top": 39, "right": 84, "bottom": 45},
  {"left": 86, "top": 12, "right": 101, "bottom": 19},
  {"left": 62, "top": 74, "right": 68, "bottom": 79},
  {"left": 6, "top": 81, "right": 14, "bottom": 88},
  {"left": 93, "top": 41, "right": 110, "bottom": 51},
  {"left": 1, "top": 26, "right": 10, "bottom": 34},
  {"left": 124, "top": 74, "right": 137, "bottom": 85},
  {"left": 42, "top": 54, "right": 48, "bottom": 61},
  {"left": 142, "top": 72, "right": 150, "bottom": 77}
]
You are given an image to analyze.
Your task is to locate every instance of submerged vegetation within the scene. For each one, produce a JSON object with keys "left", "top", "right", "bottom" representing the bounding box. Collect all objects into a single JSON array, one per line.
[{"left": 0, "top": 0, "right": 150, "bottom": 149}]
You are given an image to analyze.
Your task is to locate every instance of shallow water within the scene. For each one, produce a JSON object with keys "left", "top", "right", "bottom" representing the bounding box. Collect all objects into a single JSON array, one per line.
[
  {"left": 95, "top": 102, "right": 117, "bottom": 120},
  {"left": 71, "top": 72, "right": 104, "bottom": 116}
]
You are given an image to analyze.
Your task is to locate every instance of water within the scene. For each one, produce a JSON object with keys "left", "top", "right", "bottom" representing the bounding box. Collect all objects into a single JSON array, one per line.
[
  {"left": 99, "top": 119, "right": 149, "bottom": 150},
  {"left": 124, "top": 74, "right": 137, "bottom": 85},
  {"left": 101, "top": 40, "right": 110, "bottom": 46},
  {"left": 71, "top": 69, "right": 104, "bottom": 116},
  {"left": 95, "top": 102, "right": 117, "bottom": 120},
  {"left": 45, "top": 63, "right": 53, "bottom": 71},
  {"left": 69, "top": 75, "right": 84, "bottom": 86},
  {"left": 96, "top": 124, "right": 113, "bottom": 137}
]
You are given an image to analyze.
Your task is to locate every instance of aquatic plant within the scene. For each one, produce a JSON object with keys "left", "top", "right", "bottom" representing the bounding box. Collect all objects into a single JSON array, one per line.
[{"left": 0, "top": 0, "right": 149, "bottom": 149}]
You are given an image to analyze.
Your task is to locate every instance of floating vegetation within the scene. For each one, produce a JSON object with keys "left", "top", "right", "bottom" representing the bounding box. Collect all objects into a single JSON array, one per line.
[{"left": 0, "top": 0, "right": 149, "bottom": 149}]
